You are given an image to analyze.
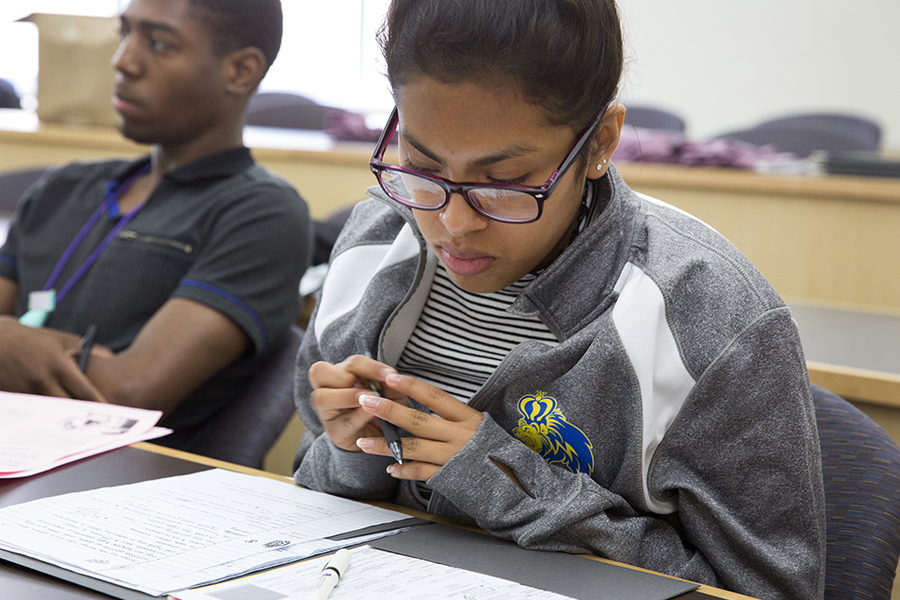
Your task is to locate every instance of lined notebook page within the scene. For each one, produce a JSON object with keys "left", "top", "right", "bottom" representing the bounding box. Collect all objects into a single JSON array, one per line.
[{"left": 0, "top": 469, "right": 411, "bottom": 596}]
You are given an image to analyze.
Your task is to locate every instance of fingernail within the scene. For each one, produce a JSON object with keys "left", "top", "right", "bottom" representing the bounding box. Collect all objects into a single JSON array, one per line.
[
  {"left": 359, "top": 395, "right": 378, "bottom": 408},
  {"left": 385, "top": 373, "right": 401, "bottom": 386},
  {"left": 356, "top": 438, "right": 373, "bottom": 450},
  {"left": 386, "top": 464, "right": 397, "bottom": 476}
]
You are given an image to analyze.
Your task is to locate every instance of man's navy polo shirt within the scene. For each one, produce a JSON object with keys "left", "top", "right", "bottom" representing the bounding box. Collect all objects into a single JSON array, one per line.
[{"left": 0, "top": 147, "right": 311, "bottom": 438}]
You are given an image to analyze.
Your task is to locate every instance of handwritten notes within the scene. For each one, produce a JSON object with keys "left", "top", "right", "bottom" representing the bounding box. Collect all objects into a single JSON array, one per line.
[
  {"left": 0, "top": 469, "right": 413, "bottom": 596},
  {"left": 173, "top": 545, "right": 575, "bottom": 600},
  {"left": 0, "top": 391, "right": 169, "bottom": 478}
]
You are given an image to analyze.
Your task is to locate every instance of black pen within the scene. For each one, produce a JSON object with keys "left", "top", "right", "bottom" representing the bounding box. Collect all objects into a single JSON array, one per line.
[
  {"left": 74, "top": 324, "right": 98, "bottom": 373},
  {"left": 355, "top": 338, "right": 404, "bottom": 464}
]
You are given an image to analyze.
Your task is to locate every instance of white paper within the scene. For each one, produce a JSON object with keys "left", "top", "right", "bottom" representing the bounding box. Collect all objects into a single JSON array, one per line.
[
  {"left": 172, "top": 545, "right": 574, "bottom": 600},
  {"left": 0, "top": 469, "right": 412, "bottom": 596},
  {"left": 0, "top": 391, "right": 170, "bottom": 477}
]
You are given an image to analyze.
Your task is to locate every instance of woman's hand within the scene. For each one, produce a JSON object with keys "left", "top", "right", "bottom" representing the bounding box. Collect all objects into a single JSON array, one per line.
[
  {"left": 355, "top": 373, "right": 484, "bottom": 481},
  {"left": 307, "top": 355, "right": 400, "bottom": 452}
]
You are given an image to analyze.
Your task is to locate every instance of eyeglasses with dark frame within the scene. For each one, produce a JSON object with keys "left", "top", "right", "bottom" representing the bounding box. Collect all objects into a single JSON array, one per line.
[{"left": 369, "top": 107, "right": 605, "bottom": 224}]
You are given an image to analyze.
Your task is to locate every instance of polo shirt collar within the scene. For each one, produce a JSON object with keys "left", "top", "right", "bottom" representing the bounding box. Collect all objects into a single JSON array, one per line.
[{"left": 109, "top": 146, "right": 255, "bottom": 186}]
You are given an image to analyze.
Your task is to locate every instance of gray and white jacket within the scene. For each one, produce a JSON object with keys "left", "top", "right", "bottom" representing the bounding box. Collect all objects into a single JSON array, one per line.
[{"left": 293, "top": 167, "right": 825, "bottom": 599}]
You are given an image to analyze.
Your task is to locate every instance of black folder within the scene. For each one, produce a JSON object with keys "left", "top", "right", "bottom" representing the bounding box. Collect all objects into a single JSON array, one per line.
[{"left": 370, "top": 523, "right": 699, "bottom": 600}]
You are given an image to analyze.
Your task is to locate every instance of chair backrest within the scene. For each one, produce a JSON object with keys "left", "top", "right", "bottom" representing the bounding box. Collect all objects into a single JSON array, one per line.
[
  {"left": 713, "top": 127, "right": 876, "bottom": 159},
  {"left": 0, "top": 78, "right": 21, "bottom": 109},
  {"left": 812, "top": 383, "right": 900, "bottom": 600},
  {"left": 246, "top": 92, "right": 328, "bottom": 130},
  {"left": 713, "top": 113, "right": 881, "bottom": 158},
  {"left": 179, "top": 325, "right": 304, "bottom": 469},
  {"left": 624, "top": 105, "right": 686, "bottom": 132},
  {"left": 757, "top": 113, "right": 881, "bottom": 150}
]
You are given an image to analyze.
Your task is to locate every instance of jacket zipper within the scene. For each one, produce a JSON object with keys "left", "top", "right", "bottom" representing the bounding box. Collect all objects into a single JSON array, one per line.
[{"left": 116, "top": 230, "right": 193, "bottom": 254}]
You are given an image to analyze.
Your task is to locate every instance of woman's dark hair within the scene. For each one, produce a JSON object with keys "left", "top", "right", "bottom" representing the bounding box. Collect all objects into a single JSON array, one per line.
[
  {"left": 188, "top": 0, "right": 283, "bottom": 70},
  {"left": 379, "top": 0, "right": 623, "bottom": 132}
]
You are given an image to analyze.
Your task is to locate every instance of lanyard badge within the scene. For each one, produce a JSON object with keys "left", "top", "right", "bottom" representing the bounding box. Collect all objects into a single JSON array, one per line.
[
  {"left": 17, "top": 163, "right": 151, "bottom": 328},
  {"left": 19, "top": 290, "right": 57, "bottom": 328}
]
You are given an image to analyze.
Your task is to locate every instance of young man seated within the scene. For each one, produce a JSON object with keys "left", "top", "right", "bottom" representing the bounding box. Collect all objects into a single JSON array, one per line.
[{"left": 0, "top": 0, "right": 311, "bottom": 451}]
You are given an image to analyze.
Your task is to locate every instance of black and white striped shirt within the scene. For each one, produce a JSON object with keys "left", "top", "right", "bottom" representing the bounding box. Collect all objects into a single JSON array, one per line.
[
  {"left": 396, "top": 265, "right": 558, "bottom": 401},
  {"left": 395, "top": 181, "right": 600, "bottom": 402}
]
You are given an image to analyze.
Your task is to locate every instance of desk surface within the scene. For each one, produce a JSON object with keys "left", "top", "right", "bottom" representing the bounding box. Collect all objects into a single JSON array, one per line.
[
  {"left": 0, "top": 443, "right": 751, "bottom": 600},
  {"left": 790, "top": 301, "right": 900, "bottom": 376},
  {"left": 789, "top": 300, "right": 900, "bottom": 408}
]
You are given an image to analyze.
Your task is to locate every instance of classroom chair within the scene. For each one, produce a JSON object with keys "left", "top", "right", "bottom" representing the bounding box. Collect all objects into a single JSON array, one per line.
[
  {"left": 713, "top": 113, "right": 881, "bottom": 158},
  {"left": 812, "top": 383, "right": 900, "bottom": 600},
  {"left": 246, "top": 92, "right": 328, "bottom": 130},
  {"left": 756, "top": 113, "right": 881, "bottom": 150},
  {"left": 178, "top": 325, "right": 304, "bottom": 469},
  {"left": 623, "top": 105, "right": 686, "bottom": 132},
  {"left": 0, "top": 78, "right": 21, "bottom": 109}
]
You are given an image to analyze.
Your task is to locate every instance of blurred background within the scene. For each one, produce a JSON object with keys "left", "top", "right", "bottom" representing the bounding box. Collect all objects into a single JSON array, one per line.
[{"left": 1, "top": 0, "right": 897, "bottom": 146}]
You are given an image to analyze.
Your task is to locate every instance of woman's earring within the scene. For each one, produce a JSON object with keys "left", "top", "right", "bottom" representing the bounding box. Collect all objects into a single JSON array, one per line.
[{"left": 596, "top": 158, "right": 608, "bottom": 171}]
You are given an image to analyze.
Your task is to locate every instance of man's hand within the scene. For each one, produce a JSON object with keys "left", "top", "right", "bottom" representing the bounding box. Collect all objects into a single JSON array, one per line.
[
  {"left": 0, "top": 316, "right": 106, "bottom": 401},
  {"left": 355, "top": 373, "right": 484, "bottom": 481}
]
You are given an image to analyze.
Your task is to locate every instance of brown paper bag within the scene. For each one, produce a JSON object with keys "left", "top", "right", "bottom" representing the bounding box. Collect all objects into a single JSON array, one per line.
[{"left": 27, "top": 13, "right": 119, "bottom": 128}]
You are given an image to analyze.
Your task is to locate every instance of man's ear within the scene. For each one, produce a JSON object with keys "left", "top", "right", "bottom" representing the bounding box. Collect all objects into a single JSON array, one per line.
[
  {"left": 587, "top": 103, "right": 626, "bottom": 180},
  {"left": 223, "top": 47, "right": 267, "bottom": 97}
]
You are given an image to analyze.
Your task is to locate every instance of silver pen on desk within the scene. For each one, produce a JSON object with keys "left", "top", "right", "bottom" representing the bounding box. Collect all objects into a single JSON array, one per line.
[
  {"left": 355, "top": 338, "right": 404, "bottom": 464},
  {"left": 307, "top": 548, "right": 351, "bottom": 600}
]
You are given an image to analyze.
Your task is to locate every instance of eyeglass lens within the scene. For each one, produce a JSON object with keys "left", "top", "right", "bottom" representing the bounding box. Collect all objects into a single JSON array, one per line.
[{"left": 379, "top": 168, "right": 540, "bottom": 222}]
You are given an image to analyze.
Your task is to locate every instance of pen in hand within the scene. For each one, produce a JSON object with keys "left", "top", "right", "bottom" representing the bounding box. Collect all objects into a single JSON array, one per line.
[
  {"left": 355, "top": 338, "right": 404, "bottom": 464},
  {"left": 74, "top": 324, "right": 98, "bottom": 373},
  {"left": 307, "top": 548, "right": 351, "bottom": 600}
]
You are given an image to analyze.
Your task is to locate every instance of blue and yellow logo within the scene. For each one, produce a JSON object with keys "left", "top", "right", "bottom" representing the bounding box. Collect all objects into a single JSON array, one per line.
[{"left": 512, "top": 391, "right": 594, "bottom": 475}]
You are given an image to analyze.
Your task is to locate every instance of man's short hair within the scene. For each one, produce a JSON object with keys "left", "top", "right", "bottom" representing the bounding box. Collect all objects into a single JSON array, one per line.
[{"left": 189, "top": 0, "right": 283, "bottom": 70}]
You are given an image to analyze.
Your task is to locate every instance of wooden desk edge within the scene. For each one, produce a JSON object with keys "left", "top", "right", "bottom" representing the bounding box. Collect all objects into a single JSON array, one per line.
[
  {"left": 807, "top": 361, "right": 900, "bottom": 408},
  {"left": 132, "top": 442, "right": 754, "bottom": 600},
  {"left": 132, "top": 441, "right": 294, "bottom": 483},
  {"left": 616, "top": 162, "right": 900, "bottom": 204}
]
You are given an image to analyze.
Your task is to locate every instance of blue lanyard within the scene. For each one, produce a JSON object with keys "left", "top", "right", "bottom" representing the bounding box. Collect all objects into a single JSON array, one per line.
[{"left": 43, "top": 163, "right": 152, "bottom": 304}]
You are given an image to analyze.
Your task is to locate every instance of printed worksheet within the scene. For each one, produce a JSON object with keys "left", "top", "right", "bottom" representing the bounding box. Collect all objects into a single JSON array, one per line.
[
  {"left": 0, "top": 469, "right": 414, "bottom": 596},
  {"left": 0, "top": 391, "right": 169, "bottom": 477},
  {"left": 172, "top": 545, "right": 574, "bottom": 600}
]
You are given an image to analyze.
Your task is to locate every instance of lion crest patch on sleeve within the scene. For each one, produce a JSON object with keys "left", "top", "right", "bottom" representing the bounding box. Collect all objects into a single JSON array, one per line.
[{"left": 512, "top": 391, "right": 594, "bottom": 475}]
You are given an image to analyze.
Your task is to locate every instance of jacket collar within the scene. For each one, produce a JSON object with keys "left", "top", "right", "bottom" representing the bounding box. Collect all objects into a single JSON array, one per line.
[{"left": 510, "top": 166, "right": 639, "bottom": 339}]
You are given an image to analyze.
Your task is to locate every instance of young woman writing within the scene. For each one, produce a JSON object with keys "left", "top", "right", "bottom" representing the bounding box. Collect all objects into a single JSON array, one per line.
[{"left": 293, "top": 1, "right": 825, "bottom": 598}]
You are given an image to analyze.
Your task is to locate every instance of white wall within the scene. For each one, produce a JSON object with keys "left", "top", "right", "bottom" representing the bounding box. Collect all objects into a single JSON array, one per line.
[
  {"left": 616, "top": 0, "right": 900, "bottom": 148},
  {"left": 3, "top": 1, "right": 898, "bottom": 148}
]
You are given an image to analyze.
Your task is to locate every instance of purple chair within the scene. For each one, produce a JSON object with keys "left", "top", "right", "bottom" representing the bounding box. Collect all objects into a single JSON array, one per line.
[
  {"left": 624, "top": 105, "right": 686, "bottom": 132},
  {"left": 757, "top": 113, "right": 881, "bottom": 150},
  {"left": 0, "top": 78, "right": 21, "bottom": 109},
  {"left": 177, "top": 325, "right": 304, "bottom": 469},
  {"left": 812, "top": 383, "right": 900, "bottom": 599},
  {"left": 713, "top": 113, "right": 881, "bottom": 158},
  {"left": 247, "top": 92, "right": 328, "bottom": 130}
]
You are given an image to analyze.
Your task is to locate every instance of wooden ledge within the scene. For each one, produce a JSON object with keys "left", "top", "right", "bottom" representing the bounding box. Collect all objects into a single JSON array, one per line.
[{"left": 807, "top": 361, "right": 900, "bottom": 408}]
